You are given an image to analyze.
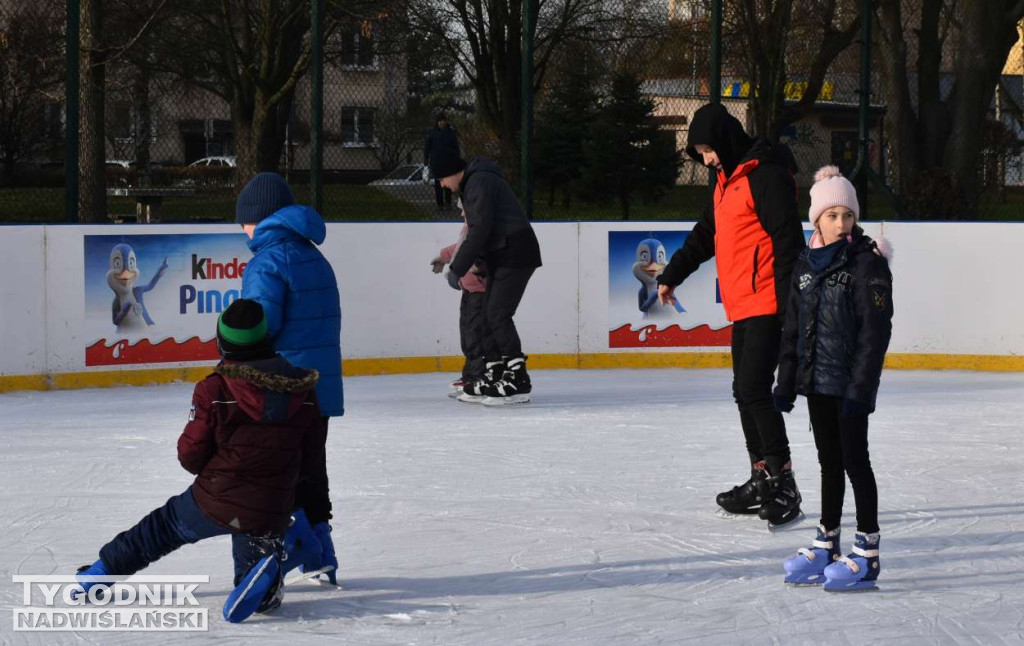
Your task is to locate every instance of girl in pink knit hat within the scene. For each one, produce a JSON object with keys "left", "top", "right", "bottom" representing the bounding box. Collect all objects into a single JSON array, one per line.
[{"left": 773, "top": 165, "right": 894, "bottom": 591}]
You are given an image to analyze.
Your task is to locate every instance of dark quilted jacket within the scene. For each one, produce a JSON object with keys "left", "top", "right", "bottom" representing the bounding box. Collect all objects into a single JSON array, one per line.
[{"left": 775, "top": 231, "right": 893, "bottom": 412}]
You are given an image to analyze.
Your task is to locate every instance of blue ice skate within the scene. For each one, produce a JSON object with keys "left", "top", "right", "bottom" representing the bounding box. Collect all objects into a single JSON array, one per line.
[
  {"left": 73, "top": 559, "right": 109, "bottom": 600},
  {"left": 783, "top": 525, "right": 840, "bottom": 585},
  {"left": 282, "top": 508, "right": 323, "bottom": 576},
  {"left": 823, "top": 531, "right": 880, "bottom": 592},
  {"left": 311, "top": 522, "right": 339, "bottom": 585},
  {"left": 223, "top": 553, "right": 283, "bottom": 623}
]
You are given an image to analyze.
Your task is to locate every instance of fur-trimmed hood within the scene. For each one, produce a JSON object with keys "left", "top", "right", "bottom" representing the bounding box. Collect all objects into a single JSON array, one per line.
[
  {"left": 215, "top": 356, "right": 320, "bottom": 422},
  {"left": 216, "top": 360, "right": 319, "bottom": 393}
]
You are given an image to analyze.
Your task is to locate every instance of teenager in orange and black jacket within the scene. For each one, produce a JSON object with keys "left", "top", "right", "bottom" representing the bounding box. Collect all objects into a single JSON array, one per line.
[{"left": 656, "top": 103, "right": 807, "bottom": 529}]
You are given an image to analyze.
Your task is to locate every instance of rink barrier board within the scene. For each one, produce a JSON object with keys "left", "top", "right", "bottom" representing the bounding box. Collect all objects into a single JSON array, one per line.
[
  {"left": 4, "top": 221, "right": 1024, "bottom": 392},
  {"left": 3, "top": 352, "right": 1023, "bottom": 393}
]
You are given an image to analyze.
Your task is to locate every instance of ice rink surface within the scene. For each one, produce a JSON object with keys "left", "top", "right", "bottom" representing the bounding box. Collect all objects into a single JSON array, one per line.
[{"left": 2, "top": 368, "right": 1023, "bottom": 645}]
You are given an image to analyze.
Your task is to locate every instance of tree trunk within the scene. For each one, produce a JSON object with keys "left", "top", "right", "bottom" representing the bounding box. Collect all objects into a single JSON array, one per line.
[
  {"left": 233, "top": 87, "right": 297, "bottom": 187},
  {"left": 917, "top": 0, "right": 947, "bottom": 169},
  {"left": 234, "top": 104, "right": 256, "bottom": 186},
  {"left": 255, "top": 92, "right": 293, "bottom": 172},
  {"left": 133, "top": 67, "right": 152, "bottom": 187},
  {"left": 3, "top": 152, "right": 16, "bottom": 183},
  {"left": 79, "top": 0, "right": 107, "bottom": 222},
  {"left": 738, "top": 0, "right": 792, "bottom": 140},
  {"left": 943, "top": 4, "right": 1019, "bottom": 217},
  {"left": 875, "top": 1, "right": 920, "bottom": 195},
  {"left": 496, "top": 0, "right": 523, "bottom": 158}
]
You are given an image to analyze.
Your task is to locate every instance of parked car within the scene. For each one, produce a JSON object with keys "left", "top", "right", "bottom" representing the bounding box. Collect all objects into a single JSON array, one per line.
[
  {"left": 179, "top": 156, "right": 236, "bottom": 188},
  {"left": 105, "top": 160, "right": 134, "bottom": 187},
  {"left": 187, "top": 156, "right": 236, "bottom": 168},
  {"left": 368, "top": 164, "right": 428, "bottom": 186}
]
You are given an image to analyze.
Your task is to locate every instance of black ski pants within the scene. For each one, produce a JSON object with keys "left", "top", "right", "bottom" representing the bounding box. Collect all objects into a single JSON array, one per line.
[
  {"left": 293, "top": 416, "right": 332, "bottom": 526},
  {"left": 807, "top": 394, "right": 879, "bottom": 534},
  {"left": 459, "top": 290, "right": 490, "bottom": 379},
  {"left": 731, "top": 314, "right": 791, "bottom": 475},
  {"left": 483, "top": 266, "right": 535, "bottom": 360}
]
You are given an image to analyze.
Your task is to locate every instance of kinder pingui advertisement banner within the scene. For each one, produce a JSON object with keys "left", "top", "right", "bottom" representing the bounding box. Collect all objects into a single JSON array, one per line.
[
  {"left": 608, "top": 231, "right": 732, "bottom": 348},
  {"left": 83, "top": 234, "right": 251, "bottom": 366}
]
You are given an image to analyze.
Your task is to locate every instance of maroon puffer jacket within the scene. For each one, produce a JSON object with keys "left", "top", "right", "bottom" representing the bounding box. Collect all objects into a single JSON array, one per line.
[{"left": 177, "top": 356, "right": 321, "bottom": 535}]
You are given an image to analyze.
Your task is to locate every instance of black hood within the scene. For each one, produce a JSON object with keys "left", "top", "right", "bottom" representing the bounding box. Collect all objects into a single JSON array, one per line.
[
  {"left": 458, "top": 156, "right": 504, "bottom": 193},
  {"left": 739, "top": 137, "right": 800, "bottom": 175},
  {"left": 686, "top": 103, "right": 753, "bottom": 177}
]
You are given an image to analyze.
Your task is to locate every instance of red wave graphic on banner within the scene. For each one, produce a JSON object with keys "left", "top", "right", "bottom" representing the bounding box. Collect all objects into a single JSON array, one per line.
[
  {"left": 86, "top": 337, "right": 219, "bottom": 366},
  {"left": 609, "top": 323, "right": 732, "bottom": 348}
]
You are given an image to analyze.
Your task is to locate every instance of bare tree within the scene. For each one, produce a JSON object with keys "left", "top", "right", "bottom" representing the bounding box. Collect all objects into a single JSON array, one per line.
[
  {"left": 406, "top": 0, "right": 651, "bottom": 157},
  {"left": 150, "top": 1, "right": 316, "bottom": 182},
  {"left": 104, "top": 0, "right": 174, "bottom": 186},
  {"left": 0, "top": 3, "right": 64, "bottom": 183},
  {"left": 80, "top": 0, "right": 108, "bottom": 222},
  {"left": 725, "top": 0, "right": 861, "bottom": 140},
  {"left": 875, "top": 0, "right": 1024, "bottom": 216}
]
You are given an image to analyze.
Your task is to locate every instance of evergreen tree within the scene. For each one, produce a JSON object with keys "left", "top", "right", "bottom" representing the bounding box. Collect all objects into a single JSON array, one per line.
[
  {"left": 534, "top": 56, "right": 599, "bottom": 209},
  {"left": 582, "top": 71, "right": 681, "bottom": 219}
]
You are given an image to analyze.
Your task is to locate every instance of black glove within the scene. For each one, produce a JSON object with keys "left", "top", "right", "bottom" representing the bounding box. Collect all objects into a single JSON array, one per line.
[
  {"left": 446, "top": 270, "right": 461, "bottom": 291},
  {"left": 773, "top": 395, "right": 795, "bottom": 413},
  {"left": 841, "top": 398, "right": 871, "bottom": 419}
]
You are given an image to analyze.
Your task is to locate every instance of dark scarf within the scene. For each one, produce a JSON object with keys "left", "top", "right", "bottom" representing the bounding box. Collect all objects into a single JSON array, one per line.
[{"left": 807, "top": 237, "right": 848, "bottom": 273}]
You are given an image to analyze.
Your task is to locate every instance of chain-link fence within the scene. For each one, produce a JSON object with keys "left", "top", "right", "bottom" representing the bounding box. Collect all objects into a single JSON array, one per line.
[{"left": 1, "top": 0, "right": 1022, "bottom": 222}]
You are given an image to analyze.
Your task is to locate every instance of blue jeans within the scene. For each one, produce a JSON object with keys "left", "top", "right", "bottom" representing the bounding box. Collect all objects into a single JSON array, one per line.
[{"left": 99, "top": 487, "right": 281, "bottom": 584}]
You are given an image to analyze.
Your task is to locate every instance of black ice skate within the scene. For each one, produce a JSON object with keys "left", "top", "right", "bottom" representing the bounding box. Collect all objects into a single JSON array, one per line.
[
  {"left": 716, "top": 465, "right": 769, "bottom": 515},
  {"left": 459, "top": 360, "right": 503, "bottom": 404},
  {"left": 758, "top": 469, "right": 805, "bottom": 531},
  {"left": 482, "top": 355, "right": 531, "bottom": 406}
]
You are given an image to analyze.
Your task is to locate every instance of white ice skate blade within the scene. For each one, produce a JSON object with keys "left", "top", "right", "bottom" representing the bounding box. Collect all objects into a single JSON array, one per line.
[
  {"left": 823, "top": 583, "right": 879, "bottom": 593},
  {"left": 284, "top": 565, "right": 337, "bottom": 587},
  {"left": 447, "top": 389, "right": 461, "bottom": 399},
  {"left": 768, "top": 511, "right": 807, "bottom": 533},
  {"left": 481, "top": 394, "right": 531, "bottom": 406},
  {"left": 714, "top": 508, "right": 760, "bottom": 520},
  {"left": 457, "top": 393, "right": 487, "bottom": 404}
]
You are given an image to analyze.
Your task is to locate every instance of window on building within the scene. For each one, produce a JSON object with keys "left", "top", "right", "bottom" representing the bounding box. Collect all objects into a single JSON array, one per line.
[
  {"left": 341, "top": 107, "right": 376, "bottom": 145},
  {"left": 339, "top": 26, "right": 374, "bottom": 68},
  {"left": 43, "top": 102, "right": 64, "bottom": 141},
  {"left": 111, "top": 103, "right": 133, "bottom": 142},
  {"left": 110, "top": 102, "right": 158, "bottom": 144}
]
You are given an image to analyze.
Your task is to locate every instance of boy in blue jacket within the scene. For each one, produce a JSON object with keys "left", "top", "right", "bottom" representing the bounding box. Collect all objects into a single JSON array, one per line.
[{"left": 236, "top": 173, "right": 343, "bottom": 584}]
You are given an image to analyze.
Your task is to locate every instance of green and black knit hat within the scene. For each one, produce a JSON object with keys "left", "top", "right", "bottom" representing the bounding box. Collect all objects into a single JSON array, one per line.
[{"left": 216, "top": 299, "right": 274, "bottom": 361}]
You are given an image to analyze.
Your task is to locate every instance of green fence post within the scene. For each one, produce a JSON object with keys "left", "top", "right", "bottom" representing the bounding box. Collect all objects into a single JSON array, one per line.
[
  {"left": 855, "top": 0, "right": 871, "bottom": 217},
  {"left": 521, "top": 0, "right": 534, "bottom": 219},
  {"left": 710, "top": 0, "right": 721, "bottom": 105},
  {"left": 708, "top": 0, "right": 722, "bottom": 200},
  {"left": 66, "top": 0, "right": 80, "bottom": 222},
  {"left": 310, "top": 0, "right": 324, "bottom": 215}
]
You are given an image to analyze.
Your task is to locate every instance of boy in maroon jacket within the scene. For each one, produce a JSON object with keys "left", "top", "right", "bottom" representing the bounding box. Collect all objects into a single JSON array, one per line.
[{"left": 75, "top": 299, "right": 322, "bottom": 623}]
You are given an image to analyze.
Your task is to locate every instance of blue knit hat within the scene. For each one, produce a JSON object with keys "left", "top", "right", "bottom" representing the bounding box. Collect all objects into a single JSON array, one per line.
[{"left": 236, "top": 172, "right": 294, "bottom": 225}]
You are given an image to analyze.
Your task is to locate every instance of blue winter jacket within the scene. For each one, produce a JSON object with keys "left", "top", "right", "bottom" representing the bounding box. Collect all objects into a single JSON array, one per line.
[{"left": 241, "top": 205, "right": 344, "bottom": 416}]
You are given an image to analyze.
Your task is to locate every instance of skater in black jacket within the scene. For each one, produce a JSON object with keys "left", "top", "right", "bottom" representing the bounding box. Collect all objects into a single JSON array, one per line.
[
  {"left": 431, "top": 152, "right": 542, "bottom": 406},
  {"left": 774, "top": 166, "right": 893, "bottom": 591}
]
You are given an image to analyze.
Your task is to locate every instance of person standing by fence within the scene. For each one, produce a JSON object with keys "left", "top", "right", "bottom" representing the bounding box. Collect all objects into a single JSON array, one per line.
[{"left": 424, "top": 113, "right": 461, "bottom": 213}]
